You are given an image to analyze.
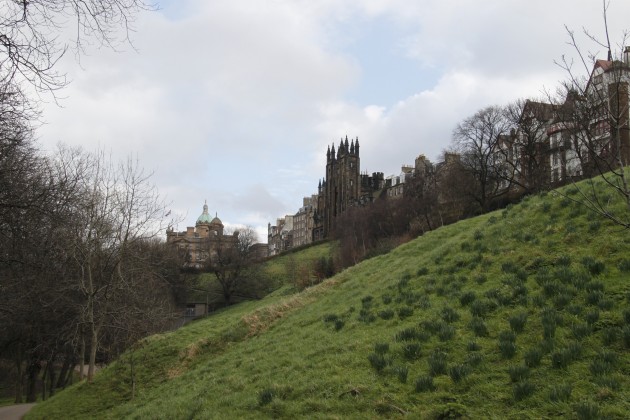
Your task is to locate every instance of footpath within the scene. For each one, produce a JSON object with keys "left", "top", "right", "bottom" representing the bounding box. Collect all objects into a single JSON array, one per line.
[{"left": 0, "top": 403, "right": 35, "bottom": 420}]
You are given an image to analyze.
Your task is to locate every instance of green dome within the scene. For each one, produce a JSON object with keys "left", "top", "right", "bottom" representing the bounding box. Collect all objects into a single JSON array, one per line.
[{"left": 196, "top": 202, "right": 212, "bottom": 225}]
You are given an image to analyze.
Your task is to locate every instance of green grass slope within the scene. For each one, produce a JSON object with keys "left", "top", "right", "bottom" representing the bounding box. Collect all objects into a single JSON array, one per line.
[{"left": 29, "top": 184, "right": 630, "bottom": 419}]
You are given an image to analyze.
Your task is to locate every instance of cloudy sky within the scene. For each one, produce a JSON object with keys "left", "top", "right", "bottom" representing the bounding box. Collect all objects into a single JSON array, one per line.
[{"left": 37, "top": 0, "right": 630, "bottom": 242}]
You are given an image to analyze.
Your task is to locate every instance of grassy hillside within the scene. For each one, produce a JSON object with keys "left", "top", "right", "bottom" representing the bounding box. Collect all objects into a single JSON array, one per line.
[{"left": 28, "top": 182, "right": 630, "bottom": 419}]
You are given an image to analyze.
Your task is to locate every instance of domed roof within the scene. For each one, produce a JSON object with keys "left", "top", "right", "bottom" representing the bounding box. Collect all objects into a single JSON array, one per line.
[
  {"left": 196, "top": 201, "right": 212, "bottom": 225},
  {"left": 211, "top": 216, "right": 223, "bottom": 226}
]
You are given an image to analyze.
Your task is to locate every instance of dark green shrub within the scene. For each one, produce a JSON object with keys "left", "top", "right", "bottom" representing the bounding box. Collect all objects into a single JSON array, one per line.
[
  {"left": 571, "top": 323, "right": 591, "bottom": 340},
  {"left": 541, "top": 279, "right": 562, "bottom": 298},
  {"left": 585, "top": 280, "right": 604, "bottom": 292},
  {"left": 397, "top": 306, "right": 414, "bottom": 319},
  {"left": 531, "top": 294, "right": 545, "bottom": 307},
  {"left": 549, "top": 383, "right": 572, "bottom": 402},
  {"left": 395, "top": 327, "right": 419, "bottom": 342},
  {"left": 586, "top": 291, "right": 603, "bottom": 306},
  {"left": 498, "top": 331, "right": 517, "bottom": 359},
  {"left": 428, "top": 350, "right": 448, "bottom": 376},
  {"left": 541, "top": 202, "right": 551, "bottom": 213},
  {"left": 508, "top": 365, "right": 529, "bottom": 383},
  {"left": 358, "top": 309, "right": 376, "bottom": 323},
  {"left": 617, "top": 259, "right": 630, "bottom": 272},
  {"left": 513, "top": 381, "right": 535, "bottom": 401},
  {"left": 567, "top": 304, "right": 583, "bottom": 315},
  {"left": 381, "top": 294, "right": 392, "bottom": 304},
  {"left": 367, "top": 353, "right": 387, "bottom": 372},
  {"left": 551, "top": 344, "right": 581, "bottom": 369},
  {"left": 540, "top": 338, "right": 555, "bottom": 353},
  {"left": 588, "top": 220, "right": 601, "bottom": 233},
  {"left": 374, "top": 342, "right": 389, "bottom": 354},
  {"left": 469, "top": 317, "right": 488, "bottom": 337},
  {"left": 597, "top": 298, "right": 613, "bottom": 311},
  {"left": 361, "top": 295, "right": 374, "bottom": 308},
  {"left": 541, "top": 307, "right": 559, "bottom": 339},
  {"left": 259, "top": 388, "right": 275, "bottom": 406},
  {"left": 437, "top": 324, "right": 456, "bottom": 342},
  {"left": 465, "top": 352, "right": 483, "bottom": 367},
  {"left": 524, "top": 347, "right": 543, "bottom": 368},
  {"left": 441, "top": 306, "right": 460, "bottom": 323},
  {"left": 448, "top": 364, "right": 469, "bottom": 383},
  {"left": 418, "top": 294, "right": 431, "bottom": 309},
  {"left": 474, "top": 274, "right": 487, "bottom": 284},
  {"left": 470, "top": 299, "right": 495, "bottom": 317},
  {"left": 595, "top": 375, "right": 620, "bottom": 391},
  {"left": 378, "top": 309, "right": 394, "bottom": 320},
  {"left": 323, "top": 314, "right": 339, "bottom": 323},
  {"left": 623, "top": 309, "right": 630, "bottom": 325},
  {"left": 590, "top": 350, "right": 616, "bottom": 376},
  {"left": 584, "top": 309, "right": 600, "bottom": 325},
  {"left": 622, "top": 326, "right": 630, "bottom": 349},
  {"left": 581, "top": 256, "right": 605, "bottom": 276},
  {"left": 574, "top": 401, "right": 600, "bottom": 420},
  {"left": 334, "top": 319, "right": 345, "bottom": 331},
  {"left": 417, "top": 267, "right": 429, "bottom": 276},
  {"left": 556, "top": 255, "right": 572, "bottom": 266},
  {"left": 502, "top": 261, "right": 519, "bottom": 274},
  {"left": 402, "top": 343, "right": 421, "bottom": 360},
  {"left": 499, "top": 330, "right": 516, "bottom": 342},
  {"left": 553, "top": 291, "right": 574, "bottom": 309},
  {"left": 393, "top": 365, "right": 408, "bottom": 383},
  {"left": 467, "top": 341, "right": 481, "bottom": 352},
  {"left": 420, "top": 319, "right": 440, "bottom": 334},
  {"left": 415, "top": 375, "right": 435, "bottom": 392},
  {"left": 509, "top": 312, "right": 528, "bottom": 333},
  {"left": 601, "top": 327, "right": 618, "bottom": 346},
  {"left": 459, "top": 291, "right": 476, "bottom": 306},
  {"left": 473, "top": 230, "right": 483, "bottom": 240}
]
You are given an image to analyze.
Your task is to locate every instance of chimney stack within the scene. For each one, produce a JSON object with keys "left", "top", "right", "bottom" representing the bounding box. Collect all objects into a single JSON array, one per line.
[{"left": 625, "top": 46, "right": 630, "bottom": 66}]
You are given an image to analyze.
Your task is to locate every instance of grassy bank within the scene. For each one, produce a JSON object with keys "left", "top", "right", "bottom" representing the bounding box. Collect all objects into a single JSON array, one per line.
[{"left": 29, "top": 180, "right": 630, "bottom": 419}]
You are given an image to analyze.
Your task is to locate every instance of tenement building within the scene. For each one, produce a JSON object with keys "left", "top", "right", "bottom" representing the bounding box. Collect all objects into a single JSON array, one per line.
[{"left": 166, "top": 201, "right": 238, "bottom": 268}]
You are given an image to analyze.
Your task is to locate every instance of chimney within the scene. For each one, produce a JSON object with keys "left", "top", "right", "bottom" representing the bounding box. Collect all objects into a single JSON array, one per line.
[{"left": 625, "top": 46, "right": 630, "bottom": 66}]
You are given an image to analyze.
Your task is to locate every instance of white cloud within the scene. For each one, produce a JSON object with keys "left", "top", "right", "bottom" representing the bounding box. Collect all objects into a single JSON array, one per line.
[{"left": 35, "top": 0, "right": 630, "bottom": 243}]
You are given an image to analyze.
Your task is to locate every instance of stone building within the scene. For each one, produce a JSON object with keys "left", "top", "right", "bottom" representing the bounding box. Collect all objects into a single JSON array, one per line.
[
  {"left": 166, "top": 201, "right": 238, "bottom": 268},
  {"left": 313, "top": 136, "right": 385, "bottom": 239}
]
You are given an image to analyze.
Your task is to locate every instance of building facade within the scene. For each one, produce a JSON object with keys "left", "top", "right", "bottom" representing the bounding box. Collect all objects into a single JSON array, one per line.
[{"left": 166, "top": 202, "right": 238, "bottom": 268}]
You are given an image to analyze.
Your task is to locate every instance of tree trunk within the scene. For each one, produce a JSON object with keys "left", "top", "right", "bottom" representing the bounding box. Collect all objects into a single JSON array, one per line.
[
  {"left": 79, "top": 335, "right": 86, "bottom": 380},
  {"left": 26, "top": 360, "right": 41, "bottom": 403},
  {"left": 14, "top": 347, "right": 23, "bottom": 404},
  {"left": 88, "top": 325, "right": 98, "bottom": 383},
  {"left": 56, "top": 353, "right": 72, "bottom": 389},
  {"left": 48, "top": 358, "right": 57, "bottom": 397}
]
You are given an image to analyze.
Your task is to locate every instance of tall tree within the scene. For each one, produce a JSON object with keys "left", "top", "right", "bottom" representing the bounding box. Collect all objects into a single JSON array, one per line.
[
  {"left": 451, "top": 105, "right": 511, "bottom": 213},
  {"left": 554, "top": 0, "right": 630, "bottom": 228}
]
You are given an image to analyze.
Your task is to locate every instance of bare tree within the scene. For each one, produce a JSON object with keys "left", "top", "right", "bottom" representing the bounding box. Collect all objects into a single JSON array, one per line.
[
  {"left": 1, "top": 0, "right": 154, "bottom": 93},
  {"left": 451, "top": 105, "right": 511, "bottom": 213},
  {"left": 62, "top": 149, "right": 170, "bottom": 382},
  {"left": 205, "top": 227, "right": 267, "bottom": 306},
  {"left": 500, "top": 98, "right": 555, "bottom": 193},
  {"left": 553, "top": 0, "right": 630, "bottom": 227}
]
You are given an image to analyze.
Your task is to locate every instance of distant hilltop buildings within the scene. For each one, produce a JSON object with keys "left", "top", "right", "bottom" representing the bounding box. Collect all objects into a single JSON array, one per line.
[
  {"left": 269, "top": 48, "right": 630, "bottom": 256},
  {"left": 268, "top": 136, "right": 416, "bottom": 256},
  {"left": 166, "top": 201, "right": 238, "bottom": 268}
]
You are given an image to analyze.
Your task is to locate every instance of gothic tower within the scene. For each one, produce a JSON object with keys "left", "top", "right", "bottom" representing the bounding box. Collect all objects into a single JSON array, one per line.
[{"left": 324, "top": 136, "right": 360, "bottom": 236}]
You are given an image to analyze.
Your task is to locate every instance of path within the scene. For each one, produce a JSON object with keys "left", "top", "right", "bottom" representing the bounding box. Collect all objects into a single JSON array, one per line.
[{"left": 0, "top": 403, "right": 36, "bottom": 420}]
